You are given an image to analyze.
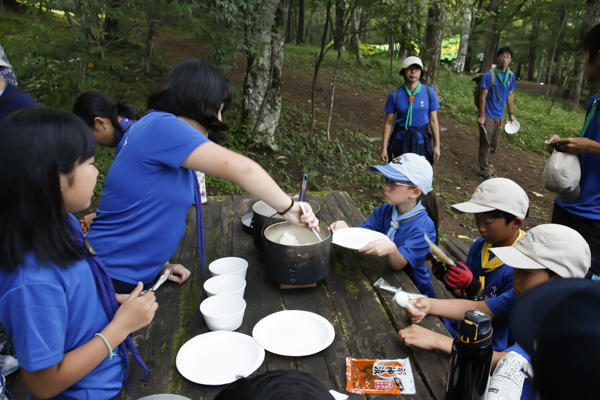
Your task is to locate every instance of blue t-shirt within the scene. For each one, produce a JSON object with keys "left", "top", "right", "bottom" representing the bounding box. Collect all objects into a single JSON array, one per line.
[
  {"left": 114, "top": 117, "right": 136, "bottom": 157},
  {"left": 359, "top": 204, "right": 436, "bottom": 297},
  {"left": 480, "top": 70, "right": 517, "bottom": 119},
  {"left": 384, "top": 85, "right": 440, "bottom": 143},
  {"left": 444, "top": 238, "right": 514, "bottom": 351},
  {"left": 0, "top": 84, "right": 38, "bottom": 120},
  {"left": 555, "top": 95, "right": 600, "bottom": 221},
  {"left": 0, "top": 217, "right": 125, "bottom": 399},
  {"left": 87, "top": 110, "right": 210, "bottom": 285},
  {"left": 485, "top": 290, "right": 517, "bottom": 321}
]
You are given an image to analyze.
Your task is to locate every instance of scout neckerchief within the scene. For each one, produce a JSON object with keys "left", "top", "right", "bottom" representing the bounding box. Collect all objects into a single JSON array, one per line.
[
  {"left": 579, "top": 94, "right": 599, "bottom": 138},
  {"left": 193, "top": 172, "right": 205, "bottom": 270},
  {"left": 492, "top": 66, "right": 511, "bottom": 87},
  {"left": 403, "top": 82, "right": 422, "bottom": 130},
  {"left": 481, "top": 229, "right": 525, "bottom": 274},
  {"left": 66, "top": 216, "right": 149, "bottom": 384},
  {"left": 386, "top": 201, "right": 425, "bottom": 240}
]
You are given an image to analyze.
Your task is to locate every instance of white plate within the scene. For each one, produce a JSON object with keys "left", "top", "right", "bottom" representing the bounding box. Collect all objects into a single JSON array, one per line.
[
  {"left": 331, "top": 227, "right": 391, "bottom": 250},
  {"left": 504, "top": 120, "right": 520, "bottom": 134},
  {"left": 176, "top": 331, "right": 265, "bottom": 385},
  {"left": 252, "top": 310, "right": 335, "bottom": 356}
]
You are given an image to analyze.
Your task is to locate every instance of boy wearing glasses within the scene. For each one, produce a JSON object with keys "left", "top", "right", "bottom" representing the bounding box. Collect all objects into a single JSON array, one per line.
[
  {"left": 477, "top": 47, "right": 518, "bottom": 180},
  {"left": 331, "top": 153, "right": 438, "bottom": 297}
]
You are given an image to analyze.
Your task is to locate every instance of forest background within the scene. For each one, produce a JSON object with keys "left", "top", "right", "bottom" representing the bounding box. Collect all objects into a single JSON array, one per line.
[{"left": 0, "top": 0, "right": 598, "bottom": 241}]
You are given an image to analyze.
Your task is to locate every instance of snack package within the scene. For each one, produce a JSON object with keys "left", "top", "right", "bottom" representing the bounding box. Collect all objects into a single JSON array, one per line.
[{"left": 346, "top": 358, "right": 416, "bottom": 395}]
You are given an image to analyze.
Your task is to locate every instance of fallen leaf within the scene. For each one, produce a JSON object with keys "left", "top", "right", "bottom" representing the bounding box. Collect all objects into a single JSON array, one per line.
[
  {"left": 531, "top": 191, "right": 544, "bottom": 197},
  {"left": 457, "top": 235, "right": 470, "bottom": 240}
]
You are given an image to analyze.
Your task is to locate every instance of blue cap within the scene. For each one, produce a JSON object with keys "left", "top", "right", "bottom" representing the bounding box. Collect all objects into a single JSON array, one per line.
[{"left": 369, "top": 153, "right": 433, "bottom": 195}]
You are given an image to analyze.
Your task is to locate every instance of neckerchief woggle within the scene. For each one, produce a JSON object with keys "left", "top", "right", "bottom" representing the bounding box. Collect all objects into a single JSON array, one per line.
[
  {"left": 403, "top": 82, "right": 422, "bottom": 130},
  {"left": 579, "top": 94, "right": 599, "bottom": 138},
  {"left": 66, "top": 216, "right": 149, "bottom": 384},
  {"left": 386, "top": 201, "right": 425, "bottom": 240},
  {"left": 492, "top": 66, "right": 511, "bottom": 87},
  {"left": 481, "top": 229, "right": 525, "bottom": 274},
  {"left": 193, "top": 172, "right": 205, "bottom": 270}
]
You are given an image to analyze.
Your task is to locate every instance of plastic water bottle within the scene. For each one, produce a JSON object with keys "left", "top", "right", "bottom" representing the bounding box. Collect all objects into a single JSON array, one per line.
[{"left": 445, "top": 310, "right": 494, "bottom": 400}]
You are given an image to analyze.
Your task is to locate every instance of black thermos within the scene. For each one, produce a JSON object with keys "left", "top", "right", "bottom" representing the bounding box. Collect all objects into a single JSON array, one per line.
[{"left": 444, "top": 310, "right": 494, "bottom": 400}]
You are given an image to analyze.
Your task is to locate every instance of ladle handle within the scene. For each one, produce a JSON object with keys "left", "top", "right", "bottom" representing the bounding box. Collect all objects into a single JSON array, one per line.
[{"left": 299, "top": 173, "right": 308, "bottom": 203}]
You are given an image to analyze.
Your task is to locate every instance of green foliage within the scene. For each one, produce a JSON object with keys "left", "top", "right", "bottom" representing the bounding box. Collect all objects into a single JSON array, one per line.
[{"left": 437, "top": 71, "right": 586, "bottom": 154}]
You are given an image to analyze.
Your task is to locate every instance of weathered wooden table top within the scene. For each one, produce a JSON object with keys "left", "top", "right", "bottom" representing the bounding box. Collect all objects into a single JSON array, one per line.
[{"left": 8, "top": 192, "right": 452, "bottom": 399}]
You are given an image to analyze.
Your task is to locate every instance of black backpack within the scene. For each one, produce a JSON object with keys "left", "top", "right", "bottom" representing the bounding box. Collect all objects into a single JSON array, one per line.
[{"left": 472, "top": 69, "right": 513, "bottom": 109}]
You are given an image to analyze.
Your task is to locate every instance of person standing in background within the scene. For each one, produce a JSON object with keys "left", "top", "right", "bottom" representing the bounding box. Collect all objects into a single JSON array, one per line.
[{"left": 477, "top": 47, "right": 518, "bottom": 180}]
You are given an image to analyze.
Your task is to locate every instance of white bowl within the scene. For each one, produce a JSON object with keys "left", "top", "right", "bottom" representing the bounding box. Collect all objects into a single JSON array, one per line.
[
  {"left": 504, "top": 120, "right": 520, "bottom": 134},
  {"left": 200, "top": 294, "right": 246, "bottom": 331},
  {"left": 208, "top": 257, "right": 248, "bottom": 279},
  {"left": 203, "top": 275, "right": 246, "bottom": 297}
]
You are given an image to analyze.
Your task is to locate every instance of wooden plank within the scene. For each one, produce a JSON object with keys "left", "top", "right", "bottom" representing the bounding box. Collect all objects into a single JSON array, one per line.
[
  {"left": 443, "top": 239, "right": 469, "bottom": 263},
  {"left": 326, "top": 191, "right": 451, "bottom": 400}
]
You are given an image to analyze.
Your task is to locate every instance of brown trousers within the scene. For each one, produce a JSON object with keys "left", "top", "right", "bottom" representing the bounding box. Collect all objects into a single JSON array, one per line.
[{"left": 478, "top": 117, "right": 502, "bottom": 175}]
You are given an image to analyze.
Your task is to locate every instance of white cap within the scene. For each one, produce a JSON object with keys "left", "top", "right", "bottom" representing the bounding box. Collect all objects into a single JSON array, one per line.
[
  {"left": 400, "top": 56, "right": 423, "bottom": 75},
  {"left": 542, "top": 150, "right": 581, "bottom": 203},
  {"left": 451, "top": 178, "right": 529, "bottom": 219},
  {"left": 0, "top": 59, "right": 12, "bottom": 69},
  {"left": 370, "top": 153, "right": 433, "bottom": 195},
  {"left": 489, "top": 224, "right": 591, "bottom": 278}
]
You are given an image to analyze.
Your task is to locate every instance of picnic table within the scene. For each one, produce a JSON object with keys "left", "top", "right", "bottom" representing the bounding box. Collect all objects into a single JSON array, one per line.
[{"left": 8, "top": 192, "right": 452, "bottom": 399}]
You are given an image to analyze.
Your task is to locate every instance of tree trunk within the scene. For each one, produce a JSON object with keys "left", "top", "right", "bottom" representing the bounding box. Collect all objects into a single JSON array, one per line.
[
  {"left": 527, "top": 12, "right": 540, "bottom": 81},
  {"left": 568, "top": 0, "right": 599, "bottom": 105},
  {"left": 102, "top": 0, "right": 120, "bottom": 43},
  {"left": 481, "top": 0, "right": 501, "bottom": 72},
  {"left": 455, "top": 0, "right": 472, "bottom": 73},
  {"left": 326, "top": 49, "right": 343, "bottom": 141},
  {"left": 359, "top": 10, "right": 368, "bottom": 42},
  {"left": 296, "top": 0, "right": 305, "bottom": 44},
  {"left": 546, "top": 7, "right": 568, "bottom": 92},
  {"left": 350, "top": 8, "right": 364, "bottom": 67},
  {"left": 310, "top": 2, "right": 333, "bottom": 136},
  {"left": 421, "top": 0, "right": 445, "bottom": 94},
  {"left": 333, "top": 0, "right": 344, "bottom": 50},
  {"left": 285, "top": 2, "right": 292, "bottom": 43},
  {"left": 141, "top": 20, "right": 158, "bottom": 71},
  {"left": 242, "top": 0, "right": 288, "bottom": 149}
]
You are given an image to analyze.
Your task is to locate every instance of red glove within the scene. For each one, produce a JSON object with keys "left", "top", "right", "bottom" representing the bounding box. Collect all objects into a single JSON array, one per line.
[
  {"left": 443, "top": 262, "right": 481, "bottom": 297},
  {"left": 431, "top": 260, "right": 446, "bottom": 281}
]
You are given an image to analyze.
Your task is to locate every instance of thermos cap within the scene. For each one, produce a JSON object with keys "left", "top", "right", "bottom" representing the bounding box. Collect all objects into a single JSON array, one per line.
[{"left": 458, "top": 310, "right": 493, "bottom": 344}]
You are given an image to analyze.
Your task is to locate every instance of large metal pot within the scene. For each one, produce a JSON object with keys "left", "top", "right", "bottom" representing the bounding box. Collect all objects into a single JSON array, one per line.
[
  {"left": 263, "top": 222, "right": 331, "bottom": 285},
  {"left": 252, "top": 199, "right": 321, "bottom": 252}
]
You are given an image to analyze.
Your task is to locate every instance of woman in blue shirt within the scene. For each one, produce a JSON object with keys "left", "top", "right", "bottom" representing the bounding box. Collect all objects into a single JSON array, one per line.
[
  {"left": 87, "top": 59, "right": 319, "bottom": 294},
  {"left": 0, "top": 109, "right": 156, "bottom": 399},
  {"left": 380, "top": 56, "right": 441, "bottom": 165}
]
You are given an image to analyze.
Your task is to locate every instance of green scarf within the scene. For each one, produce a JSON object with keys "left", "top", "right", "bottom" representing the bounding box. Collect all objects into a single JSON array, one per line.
[
  {"left": 579, "top": 94, "right": 599, "bottom": 138},
  {"left": 403, "top": 82, "right": 422, "bottom": 130},
  {"left": 492, "top": 66, "right": 511, "bottom": 87}
]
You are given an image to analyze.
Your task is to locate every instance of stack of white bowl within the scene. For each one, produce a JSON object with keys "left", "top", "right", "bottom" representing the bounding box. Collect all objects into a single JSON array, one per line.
[{"left": 200, "top": 257, "right": 248, "bottom": 331}]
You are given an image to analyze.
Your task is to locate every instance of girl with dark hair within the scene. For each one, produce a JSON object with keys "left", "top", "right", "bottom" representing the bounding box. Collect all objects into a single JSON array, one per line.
[
  {"left": 330, "top": 153, "right": 438, "bottom": 298},
  {"left": 72, "top": 91, "right": 140, "bottom": 154},
  {"left": 87, "top": 59, "right": 319, "bottom": 294},
  {"left": 0, "top": 108, "right": 157, "bottom": 399}
]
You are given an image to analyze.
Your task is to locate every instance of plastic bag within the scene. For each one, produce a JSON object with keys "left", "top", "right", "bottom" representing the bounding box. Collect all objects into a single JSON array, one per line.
[{"left": 373, "top": 278, "right": 426, "bottom": 312}]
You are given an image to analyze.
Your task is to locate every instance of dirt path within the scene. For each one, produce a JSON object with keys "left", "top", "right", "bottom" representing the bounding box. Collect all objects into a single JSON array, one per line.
[{"left": 155, "top": 35, "right": 555, "bottom": 242}]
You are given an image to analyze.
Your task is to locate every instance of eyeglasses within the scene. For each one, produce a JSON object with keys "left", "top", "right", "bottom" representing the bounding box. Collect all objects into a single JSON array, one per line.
[{"left": 383, "top": 177, "right": 412, "bottom": 188}]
